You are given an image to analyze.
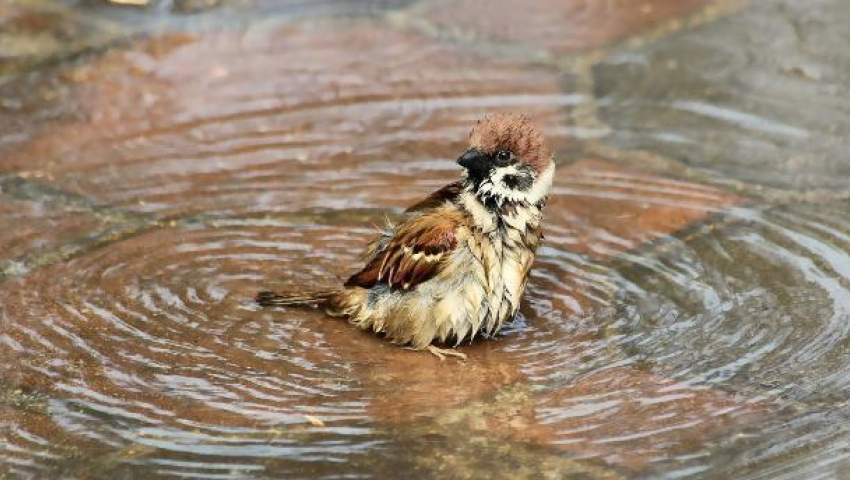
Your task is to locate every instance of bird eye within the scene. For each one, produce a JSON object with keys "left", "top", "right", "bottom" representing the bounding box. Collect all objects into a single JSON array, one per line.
[{"left": 495, "top": 150, "right": 512, "bottom": 164}]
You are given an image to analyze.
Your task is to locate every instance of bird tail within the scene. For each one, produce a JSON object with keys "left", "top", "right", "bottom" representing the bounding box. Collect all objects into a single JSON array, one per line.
[{"left": 255, "top": 289, "right": 339, "bottom": 307}]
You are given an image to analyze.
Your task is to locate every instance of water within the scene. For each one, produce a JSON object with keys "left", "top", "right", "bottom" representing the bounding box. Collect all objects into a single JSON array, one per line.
[{"left": 1, "top": 0, "right": 850, "bottom": 478}]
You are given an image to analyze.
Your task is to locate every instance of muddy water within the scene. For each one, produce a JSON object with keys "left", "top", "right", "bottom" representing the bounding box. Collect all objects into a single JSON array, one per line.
[{"left": 1, "top": 1, "right": 850, "bottom": 479}]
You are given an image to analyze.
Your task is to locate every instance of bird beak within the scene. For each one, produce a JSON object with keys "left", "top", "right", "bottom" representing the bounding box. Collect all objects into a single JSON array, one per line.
[{"left": 457, "top": 148, "right": 488, "bottom": 172}]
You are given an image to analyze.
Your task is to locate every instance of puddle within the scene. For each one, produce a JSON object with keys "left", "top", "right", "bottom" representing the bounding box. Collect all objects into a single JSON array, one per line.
[{"left": 1, "top": 0, "right": 849, "bottom": 478}]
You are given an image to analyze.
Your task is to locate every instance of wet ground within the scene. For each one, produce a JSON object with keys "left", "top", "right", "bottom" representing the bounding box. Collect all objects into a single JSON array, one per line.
[{"left": 1, "top": 0, "right": 850, "bottom": 478}]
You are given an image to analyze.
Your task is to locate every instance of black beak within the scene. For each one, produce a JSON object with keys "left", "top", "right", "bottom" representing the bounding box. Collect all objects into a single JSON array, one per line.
[{"left": 457, "top": 148, "right": 488, "bottom": 172}]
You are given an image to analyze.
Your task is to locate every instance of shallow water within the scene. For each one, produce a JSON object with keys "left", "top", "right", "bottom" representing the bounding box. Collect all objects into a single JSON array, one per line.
[{"left": 1, "top": 0, "right": 850, "bottom": 478}]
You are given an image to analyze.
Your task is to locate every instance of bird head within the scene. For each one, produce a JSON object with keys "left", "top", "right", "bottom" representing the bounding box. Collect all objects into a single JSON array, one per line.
[{"left": 458, "top": 112, "right": 554, "bottom": 207}]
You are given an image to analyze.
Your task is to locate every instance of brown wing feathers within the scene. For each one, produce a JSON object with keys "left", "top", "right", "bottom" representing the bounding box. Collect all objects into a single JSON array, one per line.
[
  {"left": 345, "top": 210, "right": 462, "bottom": 290},
  {"left": 404, "top": 180, "right": 463, "bottom": 213}
]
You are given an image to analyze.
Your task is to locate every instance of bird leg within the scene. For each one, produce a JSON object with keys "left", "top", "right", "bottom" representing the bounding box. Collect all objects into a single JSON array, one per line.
[{"left": 425, "top": 345, "right": 467, "bottom": 361}]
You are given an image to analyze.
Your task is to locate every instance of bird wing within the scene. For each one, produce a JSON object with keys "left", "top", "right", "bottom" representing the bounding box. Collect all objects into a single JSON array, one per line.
[
  {"left": 403, "top": 180, "right": 464, "bottom": 213},
  {"left": 345, "top": 208, "right": 463, "bottom": 290}
]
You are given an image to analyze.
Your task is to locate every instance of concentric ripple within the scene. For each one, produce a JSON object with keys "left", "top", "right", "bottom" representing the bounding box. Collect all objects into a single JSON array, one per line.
[
  {"left": 5, "top": 2, "right": 850, "bottom": 477},
  {"left": 602, "top": 200, "right": 850, "bottom": 476},
  {"left": 0, "top": 161, "right": 764, "bottom": 477},
  {"left": 0, "top": 221, "right": 380, "bottom": 477},
  {"left": 606, "top": 201, "right": 850, "bottom": 402},
  {"left": 0, "top": 214, "right": 624, "bottom": 477}
]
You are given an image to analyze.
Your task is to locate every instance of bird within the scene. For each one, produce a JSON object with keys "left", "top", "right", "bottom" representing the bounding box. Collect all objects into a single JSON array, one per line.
[{"left": 256, "top": 112, "right": 555, "bottom": 360}]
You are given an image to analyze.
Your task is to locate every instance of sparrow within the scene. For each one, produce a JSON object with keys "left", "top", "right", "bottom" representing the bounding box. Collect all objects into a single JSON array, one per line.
[{"left": 256, "top": 112, "right": 555, "bottom": 360}]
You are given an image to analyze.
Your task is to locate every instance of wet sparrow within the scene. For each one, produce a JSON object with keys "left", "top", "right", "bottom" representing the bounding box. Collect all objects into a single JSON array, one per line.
[{"left": 257, "top": 113, "right": 555, "bottom": 360}]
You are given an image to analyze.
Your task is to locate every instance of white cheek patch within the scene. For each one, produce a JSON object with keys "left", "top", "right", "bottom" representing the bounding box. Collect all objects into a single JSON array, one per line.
[
  {"left": 476, "top": 162, "right": 554, "bottom": 206},
  {"left": 525, "top": 161, "right": 554, "bottom": 204}
]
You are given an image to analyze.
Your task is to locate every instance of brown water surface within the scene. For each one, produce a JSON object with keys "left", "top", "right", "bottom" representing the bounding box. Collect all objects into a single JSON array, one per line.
[{"left": 1, "top": 1, "right": 850, "bottom": 479}]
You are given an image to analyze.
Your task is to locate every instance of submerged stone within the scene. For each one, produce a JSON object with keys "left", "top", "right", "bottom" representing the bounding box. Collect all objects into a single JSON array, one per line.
[{"left": 595, "top": 0, "right": 850, "bottom": 191}]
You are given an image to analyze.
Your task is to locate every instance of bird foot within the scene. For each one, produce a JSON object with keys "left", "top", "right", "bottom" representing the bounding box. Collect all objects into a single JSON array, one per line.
[{"left": 425, "top": 345, "right": 467, "bottom": 362}]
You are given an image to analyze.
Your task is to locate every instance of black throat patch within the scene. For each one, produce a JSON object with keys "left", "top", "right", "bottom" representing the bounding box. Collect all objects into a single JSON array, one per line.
[{"left": 502, "top": 172, "right": 534, "bottom": 191}]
